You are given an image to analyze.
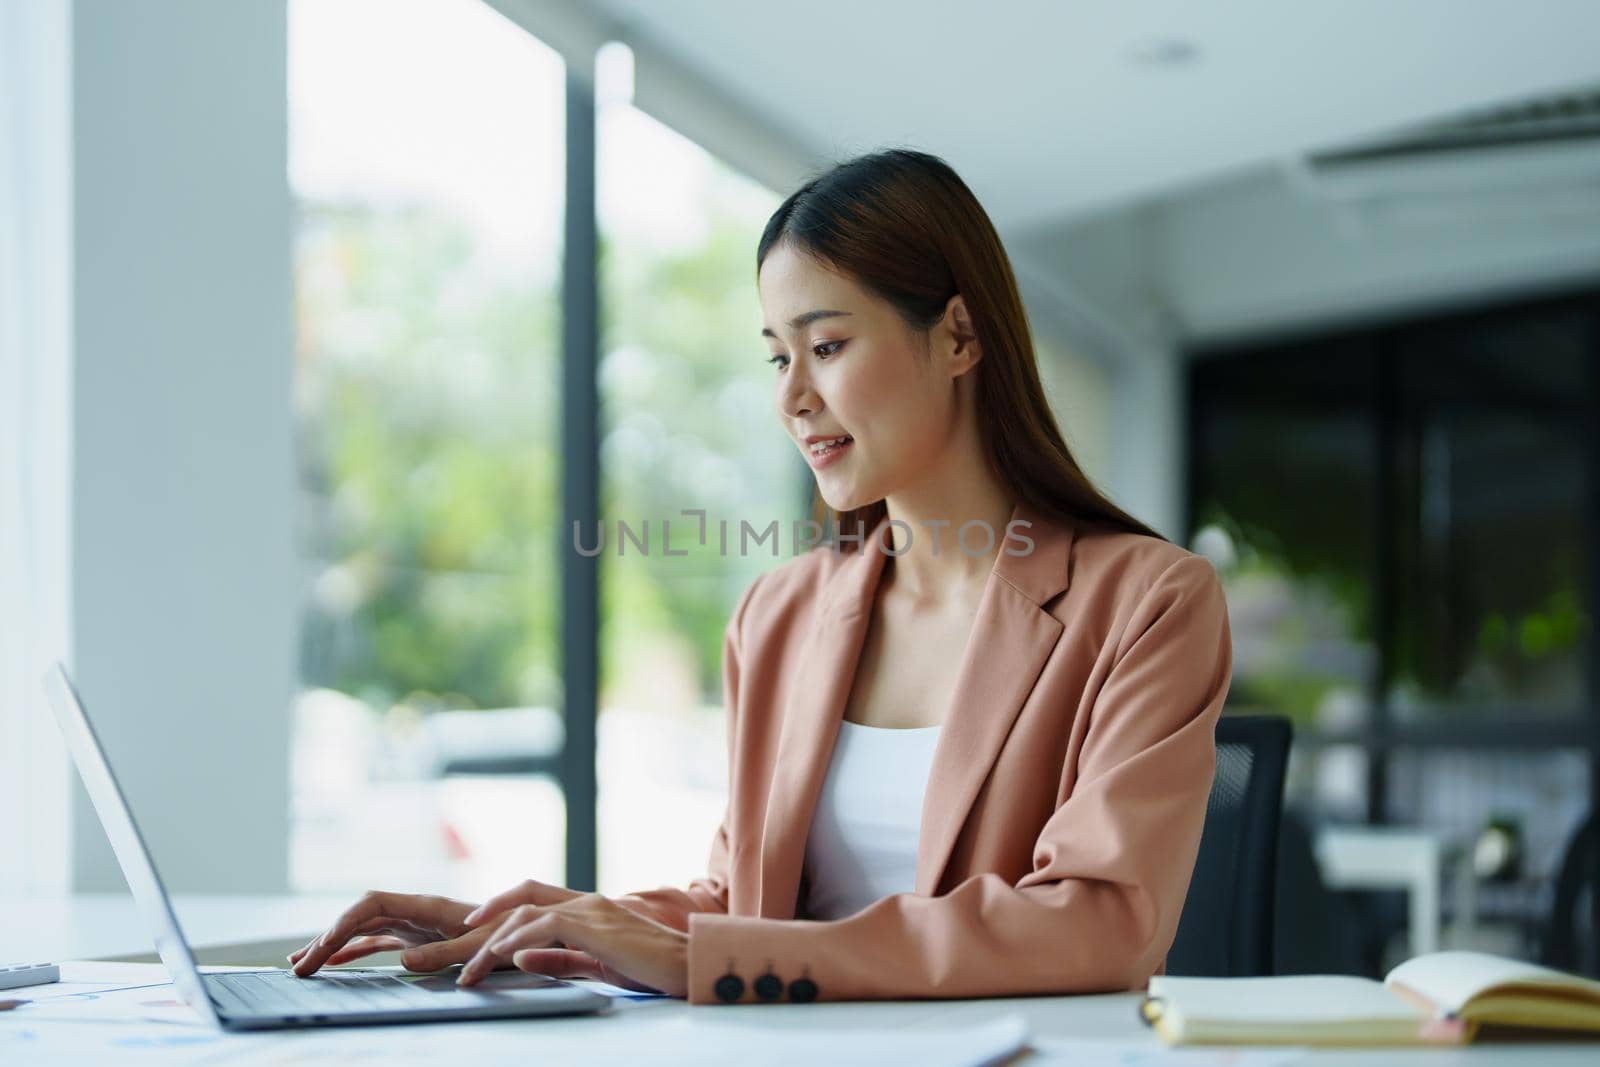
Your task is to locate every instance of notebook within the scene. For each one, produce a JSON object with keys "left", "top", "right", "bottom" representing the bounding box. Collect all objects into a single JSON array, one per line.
[{"left": 1142, "top": 951, "right": 1600, "bottom": 1046}]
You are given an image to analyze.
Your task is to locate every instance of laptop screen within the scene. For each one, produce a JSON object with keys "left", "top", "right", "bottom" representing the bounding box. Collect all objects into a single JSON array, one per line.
[{"left": 43, "top": 663, "right": 220, "bottom": 1024}]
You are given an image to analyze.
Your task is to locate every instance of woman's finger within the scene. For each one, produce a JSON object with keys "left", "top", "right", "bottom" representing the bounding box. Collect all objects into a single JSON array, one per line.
[
  {"left": 457, "top": 893, "right": 686, "bottom": 996},
  {"left": 510, "top": 948, "right": 660, "bottom": 993},
  {"left": 293, "top": 891, "right": 458, "bottom": 976},
  {"left": 463, "top": 880, "right": 580, "bottom": 927},
  {"left": 507, "top": 948, "right": 605, "bottom": 980},
  {"left": 458, "top": 910, "right": 563, "bottom": 985},
  {"left": 397, "top": 924, "right": 497, "bottom": 972},
  {"left": 292, "top": 892, "right": 399, "bottom": 975},
  {"left": 289, "top": 915, "right": 434, "bottom": 968},
  {"left": 323, "top": 935, "right": 408, "bottom": 966}
]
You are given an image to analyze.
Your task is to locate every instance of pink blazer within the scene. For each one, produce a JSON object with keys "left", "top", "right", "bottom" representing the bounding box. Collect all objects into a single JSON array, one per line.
[{"left": 617, "top": 497, "right": 1233, "bottom": 1005}]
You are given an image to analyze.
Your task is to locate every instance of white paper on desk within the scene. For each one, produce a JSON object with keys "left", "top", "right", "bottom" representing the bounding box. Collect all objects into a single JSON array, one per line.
[
  {"left": 670, "top": 1012, "right": 1030, "bottom": 1067},
  {"left": 0, "top": 1017, "right": 238, "bottom": 1061},
  {"left": 218, "top": 1011, "right": 1032, "bottom": 1067},
  {"left": 1027, "top": 1036, "right": 1306, "bottom": 1066},
  {"left": 566, "top": 977, "right": 671, "bottom": 999},
  {"left": 3, "top": 976, "right": 208, "bottom": 1027}
]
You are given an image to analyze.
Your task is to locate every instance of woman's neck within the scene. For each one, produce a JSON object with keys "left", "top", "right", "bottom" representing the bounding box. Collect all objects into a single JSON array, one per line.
[{"left": 878, "top": 479, "right": 1015, "bottom": 609}]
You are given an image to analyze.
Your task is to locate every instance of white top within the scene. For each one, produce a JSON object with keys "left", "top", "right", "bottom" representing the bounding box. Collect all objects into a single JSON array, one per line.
[{"left": 800, "top": 719, "right": 943, "bottom": 921}]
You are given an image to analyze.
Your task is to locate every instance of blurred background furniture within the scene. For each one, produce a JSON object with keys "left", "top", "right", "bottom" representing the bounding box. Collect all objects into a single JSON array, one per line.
[
  {"left": 1313, "top": 825, "right": 1443, "bottom": 957},
  {"left": 1542, "top": 810, "right": 1599, "bottom": 979},
  {"left": 402, "top": 707, "right": 564, "bottom": 778},
  {"left": 1273, "top": 806, "right": 1367, "bottom": 976},
  {"left": 1166, "top": 714, "right": 1292, "bottom": 977}
]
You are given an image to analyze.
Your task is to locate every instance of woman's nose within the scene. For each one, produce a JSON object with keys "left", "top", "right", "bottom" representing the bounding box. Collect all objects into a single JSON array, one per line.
[{"left": 779, "top": 362, "right": 818, "bottom": 419}]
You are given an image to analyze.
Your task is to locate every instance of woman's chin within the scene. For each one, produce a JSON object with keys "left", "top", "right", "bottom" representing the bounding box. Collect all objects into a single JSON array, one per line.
[
  {"left": 818, "top": 485, "right": 878, "bottom": 516},
  {"left": 817, "top": 484, "right": 860, "bottom": 513}
]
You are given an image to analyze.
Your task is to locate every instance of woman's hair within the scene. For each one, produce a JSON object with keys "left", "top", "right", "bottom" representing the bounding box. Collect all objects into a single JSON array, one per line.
[{"left": 756, "top": 147, "right": 1167, "bottom": 548}]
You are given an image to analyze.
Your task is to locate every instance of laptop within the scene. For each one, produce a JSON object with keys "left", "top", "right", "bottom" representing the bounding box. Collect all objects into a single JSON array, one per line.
[{"left": 42, "top": 662, "right": 611, "bottom": 1030}]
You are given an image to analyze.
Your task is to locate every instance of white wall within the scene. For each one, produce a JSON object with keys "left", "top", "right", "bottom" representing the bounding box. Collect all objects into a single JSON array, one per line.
[
  {"left": 1012, "top": 210, "right": 1187, "bottom": 541},
  {"left": 1032, "top": 334, "right": 1113, "bottom": 496},
  {"left": 69, "top": 0, "right": 295, "bottom": 892},
  {"left": 0, "top": 0, "right": 74, "bottom": 895}
]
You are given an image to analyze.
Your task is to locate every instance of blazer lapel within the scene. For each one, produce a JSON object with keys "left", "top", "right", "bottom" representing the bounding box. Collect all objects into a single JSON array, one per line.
[
  {"left": 915, "top": 501, "right": 1073, "bottom": 895},
  {"left": 755, "top": 500, "right": 1075, "bottom": 914},
  {"left": 756, "top": 516, "right": 892, "bottom": 917}
]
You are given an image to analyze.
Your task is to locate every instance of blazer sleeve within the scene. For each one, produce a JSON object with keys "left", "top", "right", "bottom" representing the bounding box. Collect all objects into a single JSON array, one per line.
[
  {"left": 683, "top": 553, "right": 1232, "bottom": 1004},
  {"left": 612, "top": 573, "right": 762, "bottom": 931}
]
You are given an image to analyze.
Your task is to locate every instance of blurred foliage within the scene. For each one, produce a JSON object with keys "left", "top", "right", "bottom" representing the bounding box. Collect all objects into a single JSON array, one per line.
[
  {"left": 597, "top": 169, "right": 793, "bottom": 700},
  {"left": 295, "top": 158, "right": 790, "bottom": 715},
  {"left": 295, "top": 202, "right": 560, "bottom": 711},
  {"left": 1191, "top": 505, "right": 1369, "bottom": 728}
]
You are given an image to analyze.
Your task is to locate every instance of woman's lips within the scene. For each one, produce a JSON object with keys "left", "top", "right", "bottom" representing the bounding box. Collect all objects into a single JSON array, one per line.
[{"left": 807, "top": 437, "right": 853, "bottom": 469}]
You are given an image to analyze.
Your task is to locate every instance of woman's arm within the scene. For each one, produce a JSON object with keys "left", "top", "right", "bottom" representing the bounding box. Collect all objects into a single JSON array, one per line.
[{"left": 682, "top": 554, "right": 1232, "bottom": 1004}]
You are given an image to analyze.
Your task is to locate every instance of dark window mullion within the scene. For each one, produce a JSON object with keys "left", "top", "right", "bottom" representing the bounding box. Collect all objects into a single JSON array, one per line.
[
  {"left": 1370, "top": 338, "right": 1397, "bottom": 824},
  {"left": 560, "top": 66, "right": 599, "bottom": 892},
  {"left": 1587, "top": 295, "right": 1600, "bottom": 957}
]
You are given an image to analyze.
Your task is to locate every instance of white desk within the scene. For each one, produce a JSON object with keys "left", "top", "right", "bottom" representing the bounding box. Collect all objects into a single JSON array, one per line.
[
  {"left": 3, "top": 895, "right": 1597, "bottom": 1064},
  {"left": 5, "top": 961, "right": 1599, "bottom": 1065}
]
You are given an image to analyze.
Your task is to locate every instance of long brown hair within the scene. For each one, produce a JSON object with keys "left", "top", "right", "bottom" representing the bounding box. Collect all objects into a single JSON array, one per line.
[{"left": 756, "top": 147, "right": 1166, "bottom": 549}]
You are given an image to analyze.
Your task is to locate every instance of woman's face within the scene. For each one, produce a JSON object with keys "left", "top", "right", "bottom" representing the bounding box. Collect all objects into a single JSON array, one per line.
[{"left": 758, "top": 242, "right": 965, "bottom": 514}]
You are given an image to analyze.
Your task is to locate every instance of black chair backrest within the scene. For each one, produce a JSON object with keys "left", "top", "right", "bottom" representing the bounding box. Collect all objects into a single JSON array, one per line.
[
  {"left": 1165, "top": 714, "right": 1292, "bottom": 977},
  {"left": 1543, "top": 810, "right": 1599, "bottom": 978}
]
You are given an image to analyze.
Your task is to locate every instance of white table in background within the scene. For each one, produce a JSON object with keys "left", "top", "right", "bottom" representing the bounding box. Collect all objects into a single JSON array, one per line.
[{"left": 1314, "top": 827, "right": 1443, "bottom": 955}]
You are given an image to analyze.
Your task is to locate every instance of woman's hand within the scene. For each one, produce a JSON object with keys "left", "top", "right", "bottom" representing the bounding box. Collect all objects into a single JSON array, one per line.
[
  {"left": 288, "top": 883, "right": 581, "bottom": 977},
  {"left": 456, "top": 884, "right": 688, "bottom": 997}
]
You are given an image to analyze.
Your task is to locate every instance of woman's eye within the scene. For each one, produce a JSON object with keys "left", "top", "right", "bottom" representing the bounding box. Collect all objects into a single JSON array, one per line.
[{"left": 767, "top": 341, "right": 844, "bottom": 371}]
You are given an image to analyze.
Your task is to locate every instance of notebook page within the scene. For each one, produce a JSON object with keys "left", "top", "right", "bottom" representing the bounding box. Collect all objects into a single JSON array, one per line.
[
  {"left": 1385, "top": 951, "right": 1600, "bottom": 1016},
  {"left": 1148, "top": 975, "right": 1422, "bottom": 1025}
]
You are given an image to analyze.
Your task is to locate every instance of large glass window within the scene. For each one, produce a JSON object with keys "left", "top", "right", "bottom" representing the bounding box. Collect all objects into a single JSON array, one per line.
[
  {"left": 1190, "top": 337, "right": 1380, "bottom": 820},
  {"left": 289, "top": 0, "right": 566, "bottom": 898},
  {"left": 1389, "top": 309, "right": 1590, "bottom": 719},
  {"left": 1188, "top": 292, "right": 1596, "bottom": 957},
  {"left": 593, "top": 71, "right": 791, "bottom": 897}
]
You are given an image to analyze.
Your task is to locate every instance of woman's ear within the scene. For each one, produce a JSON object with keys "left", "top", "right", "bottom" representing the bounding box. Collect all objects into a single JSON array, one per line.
[{"left": 940, "top": 293, "right": 982, "bottom": 377}]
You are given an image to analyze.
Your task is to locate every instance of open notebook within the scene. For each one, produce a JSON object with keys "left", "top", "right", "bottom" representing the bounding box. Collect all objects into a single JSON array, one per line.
[{"left": 1143, "top": 951, "right": 1600, "bottom": 1046}]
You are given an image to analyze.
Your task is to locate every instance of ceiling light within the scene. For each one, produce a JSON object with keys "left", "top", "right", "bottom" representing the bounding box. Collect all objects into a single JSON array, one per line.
[{"left": 1127, "top": 36, "right": 1199, "bottom": 67}]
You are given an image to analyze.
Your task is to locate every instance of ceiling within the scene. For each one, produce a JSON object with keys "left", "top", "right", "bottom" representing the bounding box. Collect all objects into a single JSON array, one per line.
[{"left": 588, "top": 0, "right": 1600, "bottom": 231}]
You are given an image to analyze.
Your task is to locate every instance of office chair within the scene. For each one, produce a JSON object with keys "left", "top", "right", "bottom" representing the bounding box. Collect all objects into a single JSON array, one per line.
[
  {"left": 1272, "top": 804, "right": 1366, "bottom": 976},
  {"left": 1543, "top": 810, "right": 1599, "bottom": 978},
  {"left": 1164, "top": 713, "right": 1292, "bottom": 977}
]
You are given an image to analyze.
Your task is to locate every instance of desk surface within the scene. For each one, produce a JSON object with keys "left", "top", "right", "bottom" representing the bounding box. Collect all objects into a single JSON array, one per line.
[
  {"left": 4, "top": 961, "right": 1597, "bottom": 1065},
  {"left": 2, "top": 896, "right": 1598, "bottom": 1064}
]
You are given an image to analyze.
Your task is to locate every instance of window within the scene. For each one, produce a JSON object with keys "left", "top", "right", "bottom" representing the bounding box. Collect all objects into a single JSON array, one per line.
[
  {"left": 1188, "top": 291, "right": 1597, "bottom": 951},
  {"left": 289, "top": 0, "right": 566, "bottom": 898},
  {"left": 1190, "top": 337, "right": 1380, "bottom": 819},
  {"left": 593, "top": 81, "right": 791, "bottom": 896}
]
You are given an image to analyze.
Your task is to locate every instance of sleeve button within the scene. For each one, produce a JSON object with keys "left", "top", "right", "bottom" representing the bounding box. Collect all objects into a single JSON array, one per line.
[
  {"left": 788, "top": 976, "right": 818, "bottom": 1003},
  {"left": 753, "top": 973, "right": 783, "bottom": 1001},
  {"left": 714, "top": 973, "right": 745, "bottom": 1003}
]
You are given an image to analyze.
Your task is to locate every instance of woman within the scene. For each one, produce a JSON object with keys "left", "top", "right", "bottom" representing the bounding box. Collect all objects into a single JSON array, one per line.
[{"left": 290, "top": 148, "right": 1232, "bottom": 1004}]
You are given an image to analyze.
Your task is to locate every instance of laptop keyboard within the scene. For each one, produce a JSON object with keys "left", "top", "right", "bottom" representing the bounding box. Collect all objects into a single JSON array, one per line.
[{"left": 205, "top": 970, "right": 450, "bottom": 1016}]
